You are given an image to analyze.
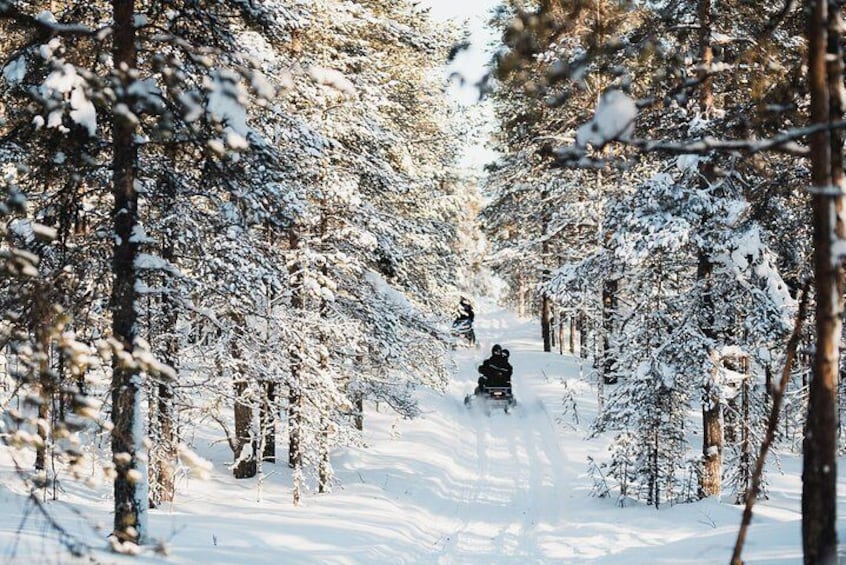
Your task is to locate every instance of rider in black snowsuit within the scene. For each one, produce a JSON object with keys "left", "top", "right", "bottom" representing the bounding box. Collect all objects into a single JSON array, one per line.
[
  {"left": 455, "top": 297, "right": 474, "bottom": 324},
  {"left": 476, "top": 344, "right": 513, "bottom": 393},
  {"left": 453, "top": 297, "right": 476, "bottom": 345}
]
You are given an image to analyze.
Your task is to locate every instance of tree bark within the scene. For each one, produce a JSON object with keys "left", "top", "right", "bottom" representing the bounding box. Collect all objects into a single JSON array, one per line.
[
  {"left": 700, "top": 357, "right": 722, "bottom": 499},
  {"left": 558, "top": 310, "right": 564, "bottom": 354},
  {"left": 738, "top": 357, "right": 752, "bottom": 503},
  {"left": 541, "top": 290, "right": 552, "bottom": 353},
  {"left": 569, "top": 316, "right": 576, "bottom": 354},
  {"left": 699, "top": 254, "right": 722, "bottom": 498},
  {"left": 233, "top": 378, "right": 256, "bottom": 479},
  {"left": 601, "top": 278, "right": 617, "bottom": 384},
  {"left": 110, "top": 0, "right": 148, "bottom": 545},
  {"left": 318, "top": 416, "right": 329, "bottom": 493},
  {"left": 149, "top": 172, "right": 178, "bottom": 507},
  {"left": 261, "top": 382, "right": 276, "bottom": 463},
  {"left": 695, "top": 0, "right": 723, "bottom": 501},
  {"left": 33, "top": 292, "right": 51, "bottom": 472},
  {"left": 579, "top": 311, "right": 589, "bottom": 359},
  {"left": 803, "top": 1, "right": 842, "bottom": 562},
  {"left": 288, "top": 230, "right": 303, "bottom": 474},
  {"left": 354, "top": 392, "right": 364, "bottom": 432}
]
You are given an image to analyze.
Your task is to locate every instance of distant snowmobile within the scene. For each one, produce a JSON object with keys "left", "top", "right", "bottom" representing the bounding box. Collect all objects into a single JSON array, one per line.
[{"left": 450, "top": 318, "right": 477, "bottom": 348}]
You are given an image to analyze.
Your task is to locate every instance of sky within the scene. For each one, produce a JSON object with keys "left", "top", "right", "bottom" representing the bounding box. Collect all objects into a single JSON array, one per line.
[{"left": 417, "top": 0, "right": 503, "bottom": 170}]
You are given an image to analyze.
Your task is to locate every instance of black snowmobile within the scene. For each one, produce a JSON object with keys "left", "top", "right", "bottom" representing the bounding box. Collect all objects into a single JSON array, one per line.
[
  {"left": 464, "top": 384, "right": 516, "bottom": 414},
  {"left": 450, "top": 318, "right": 477, "bottom": 348}
]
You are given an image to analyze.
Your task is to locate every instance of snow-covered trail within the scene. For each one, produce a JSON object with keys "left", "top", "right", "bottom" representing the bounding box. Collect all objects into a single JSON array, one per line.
[
  {"left": 152, "top": 299, "right": 814, "bottom": 564},
  {"left": 2, "top": 300, "right": 841, "bottom": 564},
  {"left": 434, "top": 306, "right": 579, "bottom": 562}
]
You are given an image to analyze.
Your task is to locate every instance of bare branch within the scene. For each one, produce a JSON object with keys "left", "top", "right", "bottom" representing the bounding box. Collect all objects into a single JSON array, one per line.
[{"left": 730, "top": 281, "right": 810, "bottom": 565}]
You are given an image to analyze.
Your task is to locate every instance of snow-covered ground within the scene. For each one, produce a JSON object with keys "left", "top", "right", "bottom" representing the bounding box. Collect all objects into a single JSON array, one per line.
[{"left": 1, "top": 301, "right": 844, "bottom": 563}]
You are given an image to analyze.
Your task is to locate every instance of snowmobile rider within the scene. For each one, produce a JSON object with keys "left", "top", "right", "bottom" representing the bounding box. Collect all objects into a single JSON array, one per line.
[
  {"left": 476, "top": 344, "right": 513, "bottom": 393},
  {"left": 455, "top": 296, "right": 474, "bottom": 325}
]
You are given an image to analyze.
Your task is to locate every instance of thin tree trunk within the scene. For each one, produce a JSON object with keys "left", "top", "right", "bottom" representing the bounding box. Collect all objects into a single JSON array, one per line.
[
  {"left": 601, "top": 278, "right": 617, "bottom": 384},
  {"left": 288, "top": 384, "right": 301, "bottom": 470},
  {"left": 699, "top": 254, "right": 722, "bottom": 499},
  {"left": 803, "top": 1, "right": 841, "bottom": 562},
  {"left": 318, "top": 416, "right": 329, "bottom": 493},
  {"left": 550, "top": 308, "right": 556, "bottom": 349},
  {"left": 34, "top": 292, "right": 50, "bottom": 472},
  {"left": 233, "top": 378, "right": 256, "bottom": 479},
  {"left": 739, "top": 357, "right": 751, "bottom": 502},
  {"left": 558, "top": 310, "right": 564, "bottom": 355},
  {"left": 579, "top": 312, "right": 588, "bottom": 359},
  {"left": 261, "top": 382, "right": 276, "bottom": 462},
  {"left": 541, "top": 291, "right": 552, "bottom": 352},
  {"left": 695, "top": 0, "right": 723, "bottom": 501},
  {"left": 149, "top": 172, "right": 178, "bottom": 507},
  {"left": 569, "top": 316, "right": 576, "bottom": 354},
  {"left": 540, "top": 192, "right": 552, "bottom": 352},
  {"left": 517, "top": 276, "right": 525, "bottom": 317},
  {"left": 700, "top": 354, "right": 722, "bottom": 498},
  {"left": 291, "top": 388, "right": 303, "bottom": 506},
  {"left": 355, "top": 392, "right": 364, "bottom": 432},
  {"left": 110, "top": 0, "right": 148, "bottom": 545},
  {"left": 288, "top": 230, "right": 303, "bottom": 475}
]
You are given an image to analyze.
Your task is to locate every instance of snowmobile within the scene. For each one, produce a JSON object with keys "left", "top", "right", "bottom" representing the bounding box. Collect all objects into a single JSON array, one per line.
[
  {"left": 450, "top": 318, "right": 477, "bottom": 348},
  {"left": 464, "top": 385, "right": 516, "bottom": 414}
]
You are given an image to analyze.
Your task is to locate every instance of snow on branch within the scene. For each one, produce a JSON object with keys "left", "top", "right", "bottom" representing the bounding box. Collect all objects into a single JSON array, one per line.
[
  {"left": 575, "top": 90, "right": 637, "bottom": 147},
  {"left": 0, "top": 4, "right": 95, "bottom": 36},
  {"left": 555, "top": 91, "right": 846, "bottom": 168},
  {"left": 307, "top": 66, "right": 357, "bottom": 98}
]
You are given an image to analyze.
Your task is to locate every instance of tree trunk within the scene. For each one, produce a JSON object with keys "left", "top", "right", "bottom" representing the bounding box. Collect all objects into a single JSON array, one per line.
[
  {"left": 803, "top": 1, "right": 842, "bottom": 561},
  {"left": 738, "top": 358, "right": 752, "bottom": 503},
  {"left": 517, "top": 275, "right": 525, "bottom": 317},
  {"left": 699, "top": 255, "right": 722, "bottom": 499},
  {"left": 541, "top": 291, "right": 552, "bottom": 353},
  {"left": 34, "top": 292, "right": 51, "bottom": 472},
  {"left": 700, "top": 357, "right": 722, "bottom": 499},
  {"left": 355, "top": 392, "right": 364, "bottom": 432},
  {"left": 261, "top": 382, "right": 276, "bottom": 463},
  {"left": 290, "top": 386, "right": 303, "bottom": 506},
  {"left": 695, "top": 0, "right": 723, "bottom": 501},
  {"left": 288, "top": 383, "right": 302, "bottom": 467},
  {"left": 558, "top": 310, "right": 564, "bottom": 355},
  {"left": 318, "top": 416, "right": 329, "bottom": 493},
  {"left": 288, "top": 229, "right": 304, "bottom": 474},
  {"left": 579, "top": 311, "right": 589, "bottom": 359},
  {"left": 569, "top": 316, "right": 576, "bottom": 354},
  {"left": 110, "top": 0, "right": 148, "bottom": 545},
  {"left": 233, "top": 378, "right": 256, "bottom": 479},
  {"left": 149, "top": 172, "right": 178, "bottom": 507},
  {"left": 601, "top": 278, "right": 617, "bottom": 384}
]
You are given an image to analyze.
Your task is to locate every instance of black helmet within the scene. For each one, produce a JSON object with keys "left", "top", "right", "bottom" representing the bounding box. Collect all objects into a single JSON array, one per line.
[
  {"left": 492, "top": 344, "right": 502, "bottom": 356},
  {"left": 502, "top": 349, "right": 510, "bottom": 359}
]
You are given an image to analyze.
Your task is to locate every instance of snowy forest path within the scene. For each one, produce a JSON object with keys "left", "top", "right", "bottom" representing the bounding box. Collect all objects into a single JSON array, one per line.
[{"left": 434, "top": 299, "right": 583, "bottom": 563}]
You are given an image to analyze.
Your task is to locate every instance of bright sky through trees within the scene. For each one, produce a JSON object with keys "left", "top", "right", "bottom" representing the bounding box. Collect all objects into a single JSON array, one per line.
[{"left": 418, "top": 0, "right": 500, "bottom": 169}]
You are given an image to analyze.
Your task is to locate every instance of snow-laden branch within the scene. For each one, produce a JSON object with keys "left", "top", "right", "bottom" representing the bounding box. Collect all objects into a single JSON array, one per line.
[
  {"left": 0, "top": 4, "right": 96, "bottom": 36},
  {"left": 552, "top": 88, "right": 846, "bottom": 167}
]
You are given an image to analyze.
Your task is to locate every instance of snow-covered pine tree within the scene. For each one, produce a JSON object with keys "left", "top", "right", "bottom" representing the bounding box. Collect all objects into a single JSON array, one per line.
[{"left": 0, "top": 0, "right": 289, "bottom": 546}]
